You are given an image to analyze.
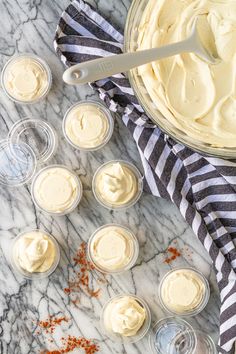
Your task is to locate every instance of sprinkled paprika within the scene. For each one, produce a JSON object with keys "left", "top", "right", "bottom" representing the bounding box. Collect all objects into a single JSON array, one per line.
[
  {"left": 64, "top": 242, "right": 100, "bottom": 298},
  {"left": 41, "top": 335, "right": 99, "bottom": 354},
  {"left": 36, "top": 316, "right": 69, "bottom": 334},
  {"left": 164, "top": 246, "right": 181, "bottom": 264}
]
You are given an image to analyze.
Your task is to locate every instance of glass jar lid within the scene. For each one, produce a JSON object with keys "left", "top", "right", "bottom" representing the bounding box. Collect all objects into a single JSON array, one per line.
[
  {"left": 8, "top": 118, "right": 57, "bottom": 164},
  {"left": 149, "top": 317, "right": 196, "bottom": 354},
  {"left": 0, "top": 139, "right": 36, "bottom": 187}
]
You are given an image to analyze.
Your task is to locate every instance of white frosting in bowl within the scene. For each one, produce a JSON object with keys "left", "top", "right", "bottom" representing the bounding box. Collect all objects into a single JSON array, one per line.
[{"left": 137, "top": 0, "right": 236, "bottom": 147}]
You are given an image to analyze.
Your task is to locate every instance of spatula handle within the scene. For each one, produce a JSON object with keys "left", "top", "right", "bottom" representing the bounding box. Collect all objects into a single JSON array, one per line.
[{"left": 63, "top": 38, "right": 191, "bottom": 85}]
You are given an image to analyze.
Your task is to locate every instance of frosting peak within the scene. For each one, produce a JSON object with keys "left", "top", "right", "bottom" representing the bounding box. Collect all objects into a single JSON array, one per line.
[
  {"left": 95, "top": 162, "right": 139, "bottom": 207},
  {"left": 103, "top": 296, "right": 146, "bottom": 337},
  {"left": 13, "top": 231, "right": 56, "bottom": 273}
]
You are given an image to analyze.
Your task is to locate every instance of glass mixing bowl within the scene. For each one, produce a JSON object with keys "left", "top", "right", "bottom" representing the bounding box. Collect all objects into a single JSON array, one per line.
[{"left": 124, "top": 0, "right": 236, "bottom": 158}]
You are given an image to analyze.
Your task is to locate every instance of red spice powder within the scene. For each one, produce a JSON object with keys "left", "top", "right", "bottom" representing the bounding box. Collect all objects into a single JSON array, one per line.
[
  {"left": 64, "top": 242, "right": 100, "bottom": 298},
  {"left": 164, "top": 246, "right": 181, "bottom": 264},
  {"left": 37, "top": 316, "right": 69, "bottom": 334},
  {"left": 42, "top": 335, "right": 99, "bottom": 354}
]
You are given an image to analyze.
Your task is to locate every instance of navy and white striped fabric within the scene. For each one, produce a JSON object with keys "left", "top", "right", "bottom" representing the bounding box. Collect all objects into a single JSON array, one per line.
[{"left": 54, "top": 1, "right": 236, "bottom": 353}]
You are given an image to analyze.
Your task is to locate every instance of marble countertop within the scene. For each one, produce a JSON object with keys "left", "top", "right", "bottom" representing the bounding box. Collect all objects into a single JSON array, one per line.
[{"left": 0, "top": 0, "right": 220, "bottom": 353}]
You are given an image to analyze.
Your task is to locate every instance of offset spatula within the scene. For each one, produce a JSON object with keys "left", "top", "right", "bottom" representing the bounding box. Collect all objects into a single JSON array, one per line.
[{"left": 63, "top": 18, "right": 220, "bottom": 86}]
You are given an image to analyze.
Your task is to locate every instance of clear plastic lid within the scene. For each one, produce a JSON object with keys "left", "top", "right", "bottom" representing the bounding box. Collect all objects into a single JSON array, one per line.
[
  {"left": 193, "top": 330, "right": 217, "bottom": 354},
  {"left": 8, "top": 118, "right": 57, "bottom": 164},
  {"left": 149, "top": 317, "right": 196, "bottom": 354},
  {"left": 149, "top": 318, "right": 217, "bottom": 354},
  {"left": 0, "top": 139, "right": 36, "bottom": 187}
]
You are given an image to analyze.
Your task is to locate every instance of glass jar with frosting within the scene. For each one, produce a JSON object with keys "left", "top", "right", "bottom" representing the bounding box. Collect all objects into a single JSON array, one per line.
[
  {"left": 101, "top": 294, "right": 151, "bottom": 344},
  {"left": 88, "top": 224, "right": 139, "bottom": 274},
  {"left": 11, "top": 229, "right": 60, "bottom": 279},
  {"left": 1, "top": 53, "right": 52, "bottom": 104},
  {"left": 62, "top": 100, "right": 114, "bottom": 151},
  {"left": 31, "top": 164, "right": 83, "bottom": 215},
  {"left": 92, "top": 160, "right": 143, "bottom": 209},
  {"left": 159, "top": 268, "right": 210, "bottom": 316}
]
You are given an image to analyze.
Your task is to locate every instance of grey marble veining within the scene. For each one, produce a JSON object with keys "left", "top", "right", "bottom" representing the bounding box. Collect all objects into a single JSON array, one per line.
[{"left": 0, "top": 0, "right": 220, "bottom": 353}]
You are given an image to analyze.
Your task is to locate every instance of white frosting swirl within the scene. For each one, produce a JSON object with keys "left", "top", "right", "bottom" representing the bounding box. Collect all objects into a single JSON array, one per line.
[
  {"left": 13, "top": 231, "right": 56, "bottom": 273},
  {"left": 95, "top": 162, "right": 138, "bottom": 206},
  {"left": 104, "top": 296, "right": 146, "bottom": 337}
]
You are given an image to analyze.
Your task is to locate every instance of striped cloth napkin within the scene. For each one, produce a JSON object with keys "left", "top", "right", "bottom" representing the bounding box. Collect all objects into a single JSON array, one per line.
[{"left": 54, "top": 1, "right": 236, "bottom": 353}]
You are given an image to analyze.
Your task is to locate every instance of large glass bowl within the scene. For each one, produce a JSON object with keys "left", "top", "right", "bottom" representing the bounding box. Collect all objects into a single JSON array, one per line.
[{"left": 124, "top": 0, "right": 236, "bottom": 159}]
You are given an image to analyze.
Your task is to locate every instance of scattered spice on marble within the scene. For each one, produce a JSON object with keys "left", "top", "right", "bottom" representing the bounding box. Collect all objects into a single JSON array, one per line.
[
  {"left": 42, "top": 335, "right": 99, "bottom": 354},
  {"left": 181, "top": 246, "right": 194, "bottom": 261},
  {"left": 36, "top": 316, "right": 69, "bottom": 334},
  {"left": 164, "top": 246, "right": 181, "bottom": 264},
  {"left": 64, "top": 242, "right": 100, "bottom": 298}
]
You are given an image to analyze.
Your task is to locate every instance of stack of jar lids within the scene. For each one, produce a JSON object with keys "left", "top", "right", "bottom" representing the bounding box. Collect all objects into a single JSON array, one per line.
[{"left": 0, "top": 118, "right": 58, "bottom": 187}]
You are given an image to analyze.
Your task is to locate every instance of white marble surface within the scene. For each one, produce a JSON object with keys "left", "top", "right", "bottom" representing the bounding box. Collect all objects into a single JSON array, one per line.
[{"left": 0, "top": 0, "right": 220, "bottom": 353}]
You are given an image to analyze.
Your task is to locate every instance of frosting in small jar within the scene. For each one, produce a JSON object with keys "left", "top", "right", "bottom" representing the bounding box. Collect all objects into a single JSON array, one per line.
[
  {"left": 13, "top": 231, "right": 56, "bottom": 273},
  {"left": 64, "top": 102, "right": 112, "bottom": 149},
  {"left": 94, "top": 162, "right": 140, "bottom": 208},
  {"left": 2, "top": 54, "right": 51, "bottom": 102},
  {"left": 32, "top": 166, "right": 81, "bottom": 214},
  {"left": 103, "top": 296, "right": 146, "bottom": 337},
  {"left": 137, "top": 0, "right": 236, "bottom": 147},
  {"left": 89, "top": 225, "right": 137, "bottom": 272},
  {"left": 160, "top": 269, "right": 208, "bottom": 314}
]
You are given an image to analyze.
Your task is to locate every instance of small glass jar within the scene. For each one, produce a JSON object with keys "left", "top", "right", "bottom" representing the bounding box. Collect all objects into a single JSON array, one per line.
[
  {"left": 10, "top": 229, "right": 60, "bottom": 280},
  {"left": 158, "top": 267, "right": 210, "bottom": 317},
  {"left": 87, "top": 224, "right": 139, "bottom": 274},
  {"left": 92, "top": 160, "right": 143, "bottom": 210},
  {"left": 1, "top": 53, "right": 52, "bottom": 104},
  {"left": 62, "top": 100, "right": 114, "bottom": 151},
  {"left": 101, "top": 294, "right": 151, "bottom": 344},
  {"left": 31, "top": 164, "right": 83, "bottom": 216}
]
